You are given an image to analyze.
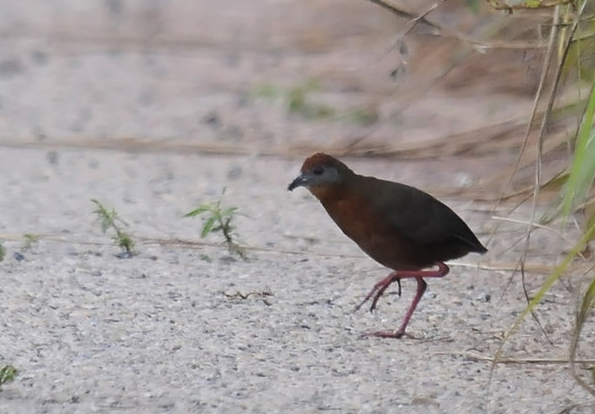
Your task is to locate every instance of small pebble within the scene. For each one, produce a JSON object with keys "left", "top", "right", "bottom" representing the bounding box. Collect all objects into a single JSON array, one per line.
[{"left": 477, "top": 292, "right": 491, "bottom": 302}]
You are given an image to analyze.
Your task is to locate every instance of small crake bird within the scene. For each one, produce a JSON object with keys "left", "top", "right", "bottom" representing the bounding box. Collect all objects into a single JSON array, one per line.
[{"left": 288, "top": 153, "right": 487, "bottom": 338}]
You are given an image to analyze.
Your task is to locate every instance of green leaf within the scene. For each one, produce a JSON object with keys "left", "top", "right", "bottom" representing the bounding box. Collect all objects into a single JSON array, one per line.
[
  {"left": 570, "top": 275, "right": 595, "bottom": 394},
  {"left": 117, "top": 233, "right": 134, "bottom": 253},
  {"left": 577, "top": 278, "right": 595, "bottom": 337},
  {"left": 201, "top": 216, "right": 218, "bottom": 238},
  {"left": 185, "top": 205, "right": 213, "bottom": 217},
  {"left": 0, "top": 365, "right": 17, "bottom": 386},
  {"left": 493, "top": 219, "right": 595, "bottom": 377},
  {"left": 220, "top": 207, "right": 238, "bottom": 217},
  {"left": 562, "top": 81, "right": 595, "bottom": 216}
]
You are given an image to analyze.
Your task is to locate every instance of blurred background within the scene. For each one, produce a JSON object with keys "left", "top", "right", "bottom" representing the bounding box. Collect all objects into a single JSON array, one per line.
[{"left": 0, "top": 0, "right": 559, "bottom": 196}]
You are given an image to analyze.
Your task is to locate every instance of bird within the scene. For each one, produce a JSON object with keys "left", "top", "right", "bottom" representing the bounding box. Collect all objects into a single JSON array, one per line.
[{"left": 288, "top": 153, "right": 487, "bottom": 338}]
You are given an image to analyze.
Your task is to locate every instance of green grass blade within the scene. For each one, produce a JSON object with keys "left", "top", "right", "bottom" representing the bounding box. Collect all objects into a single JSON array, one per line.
[
  {"left": 220, "top": 207, "right": 238, "bottom": 217},
  {"left": 570, "top": 275, "right": 595, "bottom": 395},
  {"left": 0, "top": 365, "right": 17, "bottom": 387},
  {"left": 201, "top": 216, "right": 218, "bottom": 238},
  {"left": 575, "top": 278, "right": 595, "bottom": 340},
  {"left": 562, "top": 81, "right": 595, "bottom": 216},
  {"left": 185, "top": 205, "right": 212, "bottom": 217},
  {"left": 492, "top": 219, "right": 595, "bottom": 377}
]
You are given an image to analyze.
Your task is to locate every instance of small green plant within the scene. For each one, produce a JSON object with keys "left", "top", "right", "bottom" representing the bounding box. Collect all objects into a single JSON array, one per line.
[
  {"left": 0, "top": 365, "right": 17, "bottom": 389},
  {"left": 22, "top": 234, "right": 40, "bottom": 252},
  {"left": 286, "top": 79, "right": 334, "bottom": 119},
  {"left": 253, "top": 79, "right": 334, "bottom": 119},
  {"left": 91, "top": 199, "right": 135, "bottom": 257},
  {"left": 0, "top": 242, "right": 5, "bottom": 262},
  {"left": 185, "top": 189, "right": 246, "bottom": 260},
  {"left": 200, "top": 254, "right": 212, "bottom": 263}
]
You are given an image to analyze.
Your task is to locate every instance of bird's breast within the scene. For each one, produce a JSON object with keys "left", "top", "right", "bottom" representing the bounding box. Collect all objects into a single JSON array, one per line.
[{"left": 321, "top": 194, "right": 375, "bottom": 239}]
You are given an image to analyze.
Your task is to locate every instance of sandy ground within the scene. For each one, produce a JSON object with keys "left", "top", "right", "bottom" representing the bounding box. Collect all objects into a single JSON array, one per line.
[{"left": 1, "top": 1, "right": 594, "bottom": 413}]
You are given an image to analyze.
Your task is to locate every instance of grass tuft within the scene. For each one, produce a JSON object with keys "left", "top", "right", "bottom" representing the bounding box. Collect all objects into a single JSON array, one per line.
[
  {"left": 0, "top": 365, "right": 17, "bottom": 389},
  {"left": 185, "top": 189, "right": 246, "bottom": 260},
  {"left": 22, "top": 234, "right": 40, "bottom": 252},
  {"left": 91, "top": 199, "right": 135, "bottom": 258},
  {"left": 252, "top": 79, "right": 334, "bottom": 120},
  {"left": 483, "top": 0, "right": 595, "bottom": 395}
]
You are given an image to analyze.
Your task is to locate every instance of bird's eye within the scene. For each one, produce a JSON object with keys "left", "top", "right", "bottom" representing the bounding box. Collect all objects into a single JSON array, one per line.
[{"left": 313, "top": 166, "right": 324, "bottom": 176}]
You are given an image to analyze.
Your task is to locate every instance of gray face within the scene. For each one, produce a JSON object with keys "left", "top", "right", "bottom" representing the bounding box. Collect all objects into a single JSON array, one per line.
[{"left": 287, "top": 164, "right": 340, "bottom": 191}]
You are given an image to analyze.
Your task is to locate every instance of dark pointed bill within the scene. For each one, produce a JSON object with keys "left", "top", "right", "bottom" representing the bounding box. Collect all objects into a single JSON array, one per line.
[{"left": 288, "top": 174, "right": 306, "bottom": 191}]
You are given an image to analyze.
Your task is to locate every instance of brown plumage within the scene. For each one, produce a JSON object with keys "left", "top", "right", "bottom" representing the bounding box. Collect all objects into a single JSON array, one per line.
[{"left": 288, "top": 153, "right": 487, "bottom": 338}]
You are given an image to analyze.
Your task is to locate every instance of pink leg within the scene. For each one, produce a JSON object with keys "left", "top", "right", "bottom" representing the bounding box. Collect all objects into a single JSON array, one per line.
[{"left": 360, "top": 262, "right": 449, "bottom": 339}]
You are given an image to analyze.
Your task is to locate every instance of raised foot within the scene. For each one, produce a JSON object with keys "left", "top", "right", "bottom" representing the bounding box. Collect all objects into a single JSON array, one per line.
[
  {"left": 354, "top": 273, "right": 402, "bottom": 313},
  {"left": 359, "top": 330, "right": 413, "bottom": 339}
]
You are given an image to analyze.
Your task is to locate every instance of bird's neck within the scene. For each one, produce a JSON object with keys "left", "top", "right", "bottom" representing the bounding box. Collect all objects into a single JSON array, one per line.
[
  {"left": 308, "top": 171, "right": 359, "bottom": 205},
  {"left": 308, "top": 181, "right": 353, "bottom": 205}
]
